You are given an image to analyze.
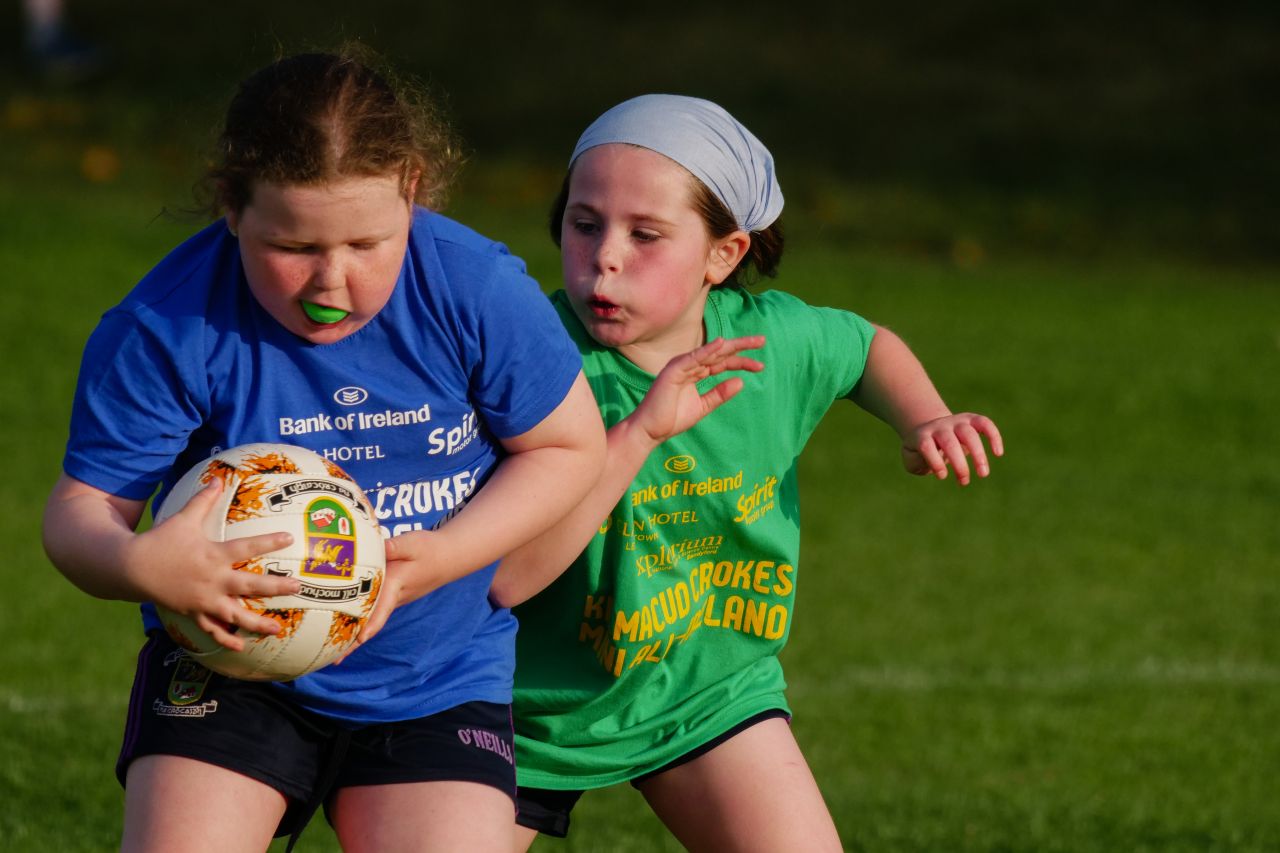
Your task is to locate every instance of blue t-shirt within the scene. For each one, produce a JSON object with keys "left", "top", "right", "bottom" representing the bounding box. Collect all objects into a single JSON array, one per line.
[{"left": 64, "top": 207, "right": 581, "bottom": 725}]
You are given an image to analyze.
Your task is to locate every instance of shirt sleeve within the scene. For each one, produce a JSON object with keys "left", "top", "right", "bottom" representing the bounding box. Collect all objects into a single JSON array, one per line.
[
  {"left": 815, "top": 304, "right": 876, "bottom": 400},
  {"left": 465, "top": 253, "right": 582, "bottom": 439},
  {"left": 62, "top": 309, "right": 206, "bottom": 500}
]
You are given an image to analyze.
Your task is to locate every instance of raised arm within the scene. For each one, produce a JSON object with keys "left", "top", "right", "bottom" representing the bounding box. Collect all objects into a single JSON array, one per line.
[
  {"left": 354, "top": 371, "right": 605, "bottom": 642},
  {"left": 851, "top": 325, "right": 1003, "bottom": 485},
  {"left": 490, "top": 336, "right": 765, "bottom": 608},
  {"left": 42, "top": 474, "right": 301, "bottom": 650}
]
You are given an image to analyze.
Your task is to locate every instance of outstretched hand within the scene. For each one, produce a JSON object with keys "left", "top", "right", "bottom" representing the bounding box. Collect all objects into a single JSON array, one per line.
[
  {"left": 902, "top": 413, "right": 1004, "bottom": 485},
  {"left": 130, "top": 479, "right": 299, "bottom": 651},
  {"left": 631, "top": 336, "right": 766, "bottom": 446}
]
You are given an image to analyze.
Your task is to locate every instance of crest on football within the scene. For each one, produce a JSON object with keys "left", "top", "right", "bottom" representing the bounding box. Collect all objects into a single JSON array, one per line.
[{"left": 152, "top": 443, "right": 385, "bottom": 682}]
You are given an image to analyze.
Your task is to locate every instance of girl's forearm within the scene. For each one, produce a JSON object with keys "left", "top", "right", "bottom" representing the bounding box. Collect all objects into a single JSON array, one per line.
[
  {"left": 413, "top": 435, "right": 607, "bottom": 592},
  {"left": 490, "top": 415, "right": 656, "bottom": 608},
  {"left": 389, "top": 372, "right": 606, "bottom": 604},
  {"left": 42, "top": 475, "right": 148, "bottom": 601},
  {"left": 851, "top": 326, "right": 952, "bottom": 438}
]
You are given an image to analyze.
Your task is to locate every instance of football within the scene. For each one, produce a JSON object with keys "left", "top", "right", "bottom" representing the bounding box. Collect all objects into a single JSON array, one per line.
[{"left": 153, "top": 442, "right": 385, "bottom": 681}]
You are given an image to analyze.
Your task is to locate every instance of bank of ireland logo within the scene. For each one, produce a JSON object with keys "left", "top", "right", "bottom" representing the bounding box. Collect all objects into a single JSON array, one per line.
[
  {"left": 302, "top": 497, "right": 356, "bottom": 579},
  {"left": 333, "top": 386, "right": 369, "bottom": 406},
  {"left": 664, "top": 455, "right": 696, "bottom": 474}
]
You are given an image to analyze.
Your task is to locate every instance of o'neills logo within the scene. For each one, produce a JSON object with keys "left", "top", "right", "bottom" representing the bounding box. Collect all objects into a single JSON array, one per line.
[{"left": 457, "top": 728, "right": 514, "bottom": 764}]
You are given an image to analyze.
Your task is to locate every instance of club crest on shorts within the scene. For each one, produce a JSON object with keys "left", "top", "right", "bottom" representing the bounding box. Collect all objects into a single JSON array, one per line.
[
  {"left": 302, "top": 497, "right": 356, "bottom": 579},
  {"left": 167, "top": 655, "right": 213, "bottom": 706}
]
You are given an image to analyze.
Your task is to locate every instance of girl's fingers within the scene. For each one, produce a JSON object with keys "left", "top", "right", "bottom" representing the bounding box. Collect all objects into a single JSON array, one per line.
[
  {"left": 337, "top": 601, "right": 387, "bottom": 665},
  {"left": 225, "top": 531, "right": 294, "bottom": 562},
  {"left": 909, "top": 415, "right": 1002, "bottom": 485},
  {"left": 383, "top": 535, "right": 418, "bottom": 566},
  {"left": 704, "top": 356, "right": 764, "bottom": 376},
  {"left": 686, "top": 337, "right": 729, "bottom": 366},
  {"left": 976, "top": 416, "right": 1005, "bottom": 457},
  {"left": 934, "top": 432, "right": 972, "bottom": 485},
  {"left": 724, "top": 334, "right": 765, "bottom": 353},
  {"left": 916, "top": 436, "right": 948, "bottom": 480},
  {"left": 203, "top": 595, "right": 286, "bottom": 645},
  {"left": 195, "top": 611, "right": 248, "bottom": 652},
  {"left": 221, "top": 534, "right": 301, "bottom": 596},
  {"left": 955, "top": 423, "right": 991, "bottom": 480},
  {"left": 228, "top": 569, "right": 300, "bottom": 599},
  {"left": 176, "top": 478, "right": 223, "bottom": 521},
  {"left": 710, "top": 337, "right": 765, "bottom": 365},
  {"left": 690, "top": 336, "right": 763, "bottom": 366},
  {"left": 699, "top": 377, "right": 746, "bottom": 412},
  {"left": 665, "top": 336, "right": 765, "bottom": 385},
  {"left": 356, "top": 585, "right": 396, "bottom": 644}
]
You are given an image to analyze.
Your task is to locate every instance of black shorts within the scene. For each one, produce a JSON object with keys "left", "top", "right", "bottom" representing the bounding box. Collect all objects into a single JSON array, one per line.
[
  {"left": 515, "top": 708, "right": 790, "bottom": 838},
  {"left": 119, "top": 632, "right": 516, "bottom": 839}
]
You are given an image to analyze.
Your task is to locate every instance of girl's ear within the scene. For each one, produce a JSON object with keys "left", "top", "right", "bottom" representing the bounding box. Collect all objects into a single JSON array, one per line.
[
  {"left": 706, "top": 231, "right": 751, "bottom": 285},
  {"left": 224, "top": 211, "right": 240, "bottom": 237},
  {"left": 404, "top": 169, "right": 421, "bottom": 207}
]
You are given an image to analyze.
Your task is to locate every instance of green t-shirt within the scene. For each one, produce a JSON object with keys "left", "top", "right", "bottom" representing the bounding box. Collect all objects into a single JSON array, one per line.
[{"left": 512, "top": 286, "right": 875, "bottom": 789}]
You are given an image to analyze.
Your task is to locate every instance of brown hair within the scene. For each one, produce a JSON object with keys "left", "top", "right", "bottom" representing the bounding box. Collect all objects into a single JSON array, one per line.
[
  {"left": 548, "top": 156, "right": 784, "bottom": 287},
  {"left": 204, "top": 47, "right": 463, "bottom": 216}
]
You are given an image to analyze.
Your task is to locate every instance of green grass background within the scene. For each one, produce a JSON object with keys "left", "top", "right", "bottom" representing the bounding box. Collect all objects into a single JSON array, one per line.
[{"left": 2, "top": 3, "right": 1277, "bottom": 850}]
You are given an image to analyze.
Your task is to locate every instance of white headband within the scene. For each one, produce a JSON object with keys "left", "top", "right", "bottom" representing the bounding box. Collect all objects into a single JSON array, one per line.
[{"left": 570, "top": 94, "right": 784, "bottom": 233}]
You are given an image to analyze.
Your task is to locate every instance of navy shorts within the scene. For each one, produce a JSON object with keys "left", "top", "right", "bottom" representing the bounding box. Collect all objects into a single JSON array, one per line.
[
  {"left": 515, "top": 708, "right": 790, "bottom": 838},
  {"left": 119, "top": 632, "right": 516, "bottom": 839}
]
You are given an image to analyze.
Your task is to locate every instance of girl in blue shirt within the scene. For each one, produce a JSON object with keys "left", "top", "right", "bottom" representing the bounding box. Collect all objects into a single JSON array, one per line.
[{"left": 42, "top": 50, "right": 604, "bottom": 851}]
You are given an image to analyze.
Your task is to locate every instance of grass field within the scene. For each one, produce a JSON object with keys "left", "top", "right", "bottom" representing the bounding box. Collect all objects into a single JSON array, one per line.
[
  {"left": 3, "top": 4, "right": 1278, "bottom": 851},
  {"left": 4, "top": 163, "right": 1277, "bottom": 850}
]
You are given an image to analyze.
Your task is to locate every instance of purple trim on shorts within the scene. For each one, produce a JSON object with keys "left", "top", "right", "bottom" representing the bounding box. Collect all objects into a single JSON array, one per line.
[
  {"left": 507, "top": 705, "right": 519, "bottom": 802},
  {"left": 116, "top": 633, "right": 159, "bottom": 784}
]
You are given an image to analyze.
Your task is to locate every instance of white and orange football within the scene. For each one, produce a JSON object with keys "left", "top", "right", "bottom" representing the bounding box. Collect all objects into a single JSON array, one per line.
[{"left": 153, "top": 443, "right": 384, "bottom": 681}]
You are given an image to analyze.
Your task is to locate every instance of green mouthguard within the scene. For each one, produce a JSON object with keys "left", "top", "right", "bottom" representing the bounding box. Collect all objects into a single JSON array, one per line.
[{"left": 302, "top": 301, "right": 350, "bottom": 324}]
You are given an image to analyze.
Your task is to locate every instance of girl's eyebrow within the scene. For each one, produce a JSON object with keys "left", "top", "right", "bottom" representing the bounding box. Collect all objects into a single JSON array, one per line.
[
  {"left": 263, "top": 227, "right": 399, "bottom": 245},
  {"left": 565, "top": 201, "right": 677, "bottom": 227}
]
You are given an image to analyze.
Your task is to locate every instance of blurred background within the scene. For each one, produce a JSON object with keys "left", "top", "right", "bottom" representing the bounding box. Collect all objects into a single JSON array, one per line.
[
  {"left": 5, "top": 0, "right": 1278, "bottom": 262},
  {"left": 2, "top": 2, "right": 1277, "bottom": 850}
]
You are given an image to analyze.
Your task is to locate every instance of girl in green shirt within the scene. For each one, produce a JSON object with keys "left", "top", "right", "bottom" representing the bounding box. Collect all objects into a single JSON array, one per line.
[{"left": 494, "top": 95, "right": 1003, "bottom": 852}]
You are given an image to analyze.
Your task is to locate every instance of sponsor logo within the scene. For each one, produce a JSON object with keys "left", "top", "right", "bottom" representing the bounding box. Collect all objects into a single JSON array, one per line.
[
  {"left": 369, "top": 467, "right": 480, "bottom": 537},
  {"left": 634, "top": 535, "right": 726, "bottom": 576},
  {"left": 457, "top": 727, "right": 514, "bottom": 764},
  {"left": 427, "top": 411, "right": 479, "bottom": 456},
  {"left": 278, "top": 403, "right": 431, "bottom": 437},
  {"left": 734, "top": 475, "right": 778, "bottom": 525},
  {"left": 333, "top": 386, "right": 369, "bottom": 406},
  {"left": 321, "top": 445, "right": 386, "bottom": 463},
  {"left": 664, "top": 455, "right": 696, "bottom": 474}
]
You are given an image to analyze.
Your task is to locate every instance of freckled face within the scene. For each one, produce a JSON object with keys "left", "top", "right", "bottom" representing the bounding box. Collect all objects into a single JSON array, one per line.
[
  {"left": 560, "top": 144, "right": 724, "bottom": 372},
  {"left": 228, "top": 175, "right": 414, "bottom": 345}
]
